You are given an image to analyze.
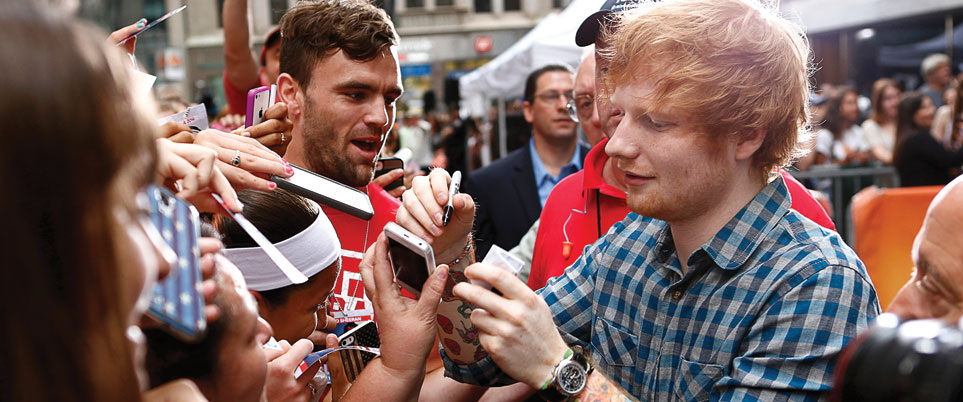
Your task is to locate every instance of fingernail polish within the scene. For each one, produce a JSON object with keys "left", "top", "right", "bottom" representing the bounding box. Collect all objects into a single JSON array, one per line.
[
  {"left": 281, "top": 158, "right": 291, "bottom": 167},
  {"left": 268, "top": 182, "right": 277, "bottom": 189},
  {"left": 241, "top": 131, "right": 251, "bottom": 137},
  {"left": 136, "top": 18, "right": 145, "bottom": 28},
  {"left": 285, "top": 165, "right": 294, "bottom": 174}
]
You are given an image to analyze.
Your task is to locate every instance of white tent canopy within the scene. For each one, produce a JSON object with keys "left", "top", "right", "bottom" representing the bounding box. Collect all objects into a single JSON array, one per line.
[{"left": 459, "top": 0, "right": 602, "bottom": 115}]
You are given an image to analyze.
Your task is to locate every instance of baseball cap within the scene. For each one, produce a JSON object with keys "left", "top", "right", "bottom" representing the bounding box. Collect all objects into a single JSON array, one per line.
[
  {"left": 575, "top": 0, "right": 642, "bottom": 47},
  {"left": 259, "top": 26, "right": 282, "bottom": 66}
]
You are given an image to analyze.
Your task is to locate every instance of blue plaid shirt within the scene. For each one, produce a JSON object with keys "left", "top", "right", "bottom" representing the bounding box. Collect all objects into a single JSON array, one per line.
[{"left": 443, "top": 176, "right": 880, "bottom": 401}]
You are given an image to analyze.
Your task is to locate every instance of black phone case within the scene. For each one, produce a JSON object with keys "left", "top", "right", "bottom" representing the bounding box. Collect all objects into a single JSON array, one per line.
[{"left": 375, "top": 158, "right": 404, "bottom": 191}]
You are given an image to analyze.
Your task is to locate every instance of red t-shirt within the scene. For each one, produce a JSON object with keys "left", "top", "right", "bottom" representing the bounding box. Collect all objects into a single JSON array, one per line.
[
  {"left": 324, "top": 182, "right": 400, "bottom": 323},
  {"left": 223, "top": 72, "right": 269, "bottom": 116},
  {"left": 526, "top": 140, "right": 836, "bottom": 290}
]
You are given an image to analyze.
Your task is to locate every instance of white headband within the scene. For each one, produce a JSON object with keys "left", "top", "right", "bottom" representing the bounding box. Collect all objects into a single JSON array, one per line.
[{"left": 222, "top": 203, "right": 341, "bottom": 291}]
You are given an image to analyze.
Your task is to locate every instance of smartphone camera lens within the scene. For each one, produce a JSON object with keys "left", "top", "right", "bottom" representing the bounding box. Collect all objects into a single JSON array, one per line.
[{"left": 258, "top": 110, "right": 264, "bottom": 119}]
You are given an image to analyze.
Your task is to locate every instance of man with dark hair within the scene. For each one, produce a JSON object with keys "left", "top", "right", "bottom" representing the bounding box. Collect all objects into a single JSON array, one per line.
[
  {"left": 464, "top": 63, "right": 589, "bottom": 260},
  {"left": 276, "top": 0, "right": 402, "bottom": 326}
]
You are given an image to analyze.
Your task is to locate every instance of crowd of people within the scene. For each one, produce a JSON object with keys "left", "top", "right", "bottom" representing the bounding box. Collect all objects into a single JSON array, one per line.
[
  {"left": 6, "top": 0, "right": 963, "bottom": 401},
  {"left": 795, "top": 53, "right": 963, "bottom": 189}
]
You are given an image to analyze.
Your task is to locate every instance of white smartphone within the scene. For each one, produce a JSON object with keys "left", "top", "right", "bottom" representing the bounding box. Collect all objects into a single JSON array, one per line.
[
  {"left": 270, "top": 164, "right": 374, "bottom": 220},
  {"left": 384, "top": 222, "right": 435, "bottom": 297}
]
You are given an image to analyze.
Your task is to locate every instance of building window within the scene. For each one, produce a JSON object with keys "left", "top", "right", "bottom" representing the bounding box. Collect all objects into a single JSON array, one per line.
[
  {"left": 437, "top": 0, "right": 453, "bottom": 6},
  {"left": 504, "top": 0, "right": 520, "bottom": 11},
  {"left": 475, "top": 0, "right": 491, "bottom": 12},
  {"left": 406, "top": 0, "right": 424, "bottom": 8},
  {"left": 270, "top": 0, "right": 287, "bottom": 25}
]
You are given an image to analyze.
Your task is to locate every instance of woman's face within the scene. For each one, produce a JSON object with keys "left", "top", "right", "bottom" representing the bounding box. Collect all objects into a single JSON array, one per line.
[
  {"left": 259, "top": 261, "right": 341, "bottom": 342},
  {"left": 212, "top": 272, "right": 272, "bottom": 402},
  {"left": 881, "top": 86, "right": 901, "bottom": 119},
  {"left": 841, "top": 91, "right": 860, "bottom": 122},
  {"left": 114, "top": 200, "right": 174, "bottom": 390},
  {"left": 914, "top": 97, "right": 936, "bottom": 129}
]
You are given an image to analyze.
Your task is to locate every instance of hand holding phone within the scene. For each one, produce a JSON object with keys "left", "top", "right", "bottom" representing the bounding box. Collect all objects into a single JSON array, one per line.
[
  {"left": 374, "top": 157, "right": 405, "bottom": 191},
  {"left": 245, "top": 86, "right": 271, "bottom": 128},
  {"left": 384, "top": 222, "right": 436, "bottom": 297}
]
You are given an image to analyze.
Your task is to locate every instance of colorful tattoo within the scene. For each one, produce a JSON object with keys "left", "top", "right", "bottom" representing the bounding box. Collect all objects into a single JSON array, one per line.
[
  {"left": 576, "top": 372, "right": 635, "bottom": 402},
  {"left": 443, "top": 338, "right": 462, "bottom": 355},
  {"left": 455, "top": 321, "right": 480, "bottom": 346},
  {"left": 457, "top": 301, "right": 474, "bottom": 319},
  {"left": 437, "top": 314, "right": 454, "bottom": 334}
]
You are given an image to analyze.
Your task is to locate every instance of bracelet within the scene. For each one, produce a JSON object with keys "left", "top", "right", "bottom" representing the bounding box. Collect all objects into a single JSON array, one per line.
[{"left": 443, "top": 236, "right": 473, "bottom": 267}]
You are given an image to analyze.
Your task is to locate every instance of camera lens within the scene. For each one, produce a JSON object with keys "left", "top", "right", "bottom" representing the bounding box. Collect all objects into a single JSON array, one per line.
[{"left": 833, "top": 314, "right": 963, "bottom": 402}]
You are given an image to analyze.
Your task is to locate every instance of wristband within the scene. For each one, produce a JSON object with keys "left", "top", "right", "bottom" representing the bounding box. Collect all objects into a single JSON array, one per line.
[{"left": 443, "top": 235, "right": 473, "bottom": 267}]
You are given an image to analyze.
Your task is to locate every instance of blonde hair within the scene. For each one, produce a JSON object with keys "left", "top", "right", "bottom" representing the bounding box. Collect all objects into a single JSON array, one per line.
[{"left": 602, "top": 0, "right": 813, "bottom": 180}]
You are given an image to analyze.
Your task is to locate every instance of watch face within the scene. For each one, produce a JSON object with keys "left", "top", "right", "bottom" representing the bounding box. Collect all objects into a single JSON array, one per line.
[{"left": 557, "top": 361, "right": 588, "bottom": 395}]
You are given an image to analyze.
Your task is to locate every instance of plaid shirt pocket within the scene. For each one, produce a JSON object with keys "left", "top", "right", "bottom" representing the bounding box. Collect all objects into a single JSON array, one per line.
[
  {"left": 593, "top": 318, "right": 638, "bottom": 367},
  {"left": 676, "top": 358, "right": 724, "bottom": 401}
]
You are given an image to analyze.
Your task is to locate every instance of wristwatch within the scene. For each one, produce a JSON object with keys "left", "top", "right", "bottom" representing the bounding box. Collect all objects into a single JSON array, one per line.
[{"left": 537, "top": 346, "right": 593, "bottom": 401}]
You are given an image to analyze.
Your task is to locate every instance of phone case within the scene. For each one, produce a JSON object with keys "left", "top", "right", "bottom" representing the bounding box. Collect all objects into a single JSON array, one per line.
[
  {"left": 245, "top": 86, "right": 271, "bottom": 128},
  {"left": 374, "top": 157, "right": 405, "bottom": 191},
  {"left": 144, "top": 185, "right": 207, "bottom": 342},
  {"left": 384, "top": 222, "right": 435, "bottom": 296},
  {"left": 269, "top": 164, "right": 374, "bottom": 220},
  {"left": 338, "top": 321, "right": 381, "bottom": 382}
]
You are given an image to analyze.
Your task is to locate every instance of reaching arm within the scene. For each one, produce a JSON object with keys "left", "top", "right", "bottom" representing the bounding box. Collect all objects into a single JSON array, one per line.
[{"left": 222, "top": 0, "right": 260, "bottom": 92}]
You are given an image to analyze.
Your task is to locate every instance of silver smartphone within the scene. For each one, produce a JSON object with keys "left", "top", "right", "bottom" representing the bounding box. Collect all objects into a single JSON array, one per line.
[
  {"left": 270, "top": 164, "right": 374, "bottom": 220},
  {"left": 384, "top": 222, "right": 435, "bottom": 297}
]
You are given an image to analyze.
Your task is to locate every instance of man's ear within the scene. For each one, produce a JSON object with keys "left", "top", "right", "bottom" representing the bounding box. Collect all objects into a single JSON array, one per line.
[
  {"left": 277, "top": 73, "right": 301, "bottom": 120},
  {"left": 249, "top": 290, "right": 265, "bottom": 309},
  {"left": 735, "top": 128, "right": 766, "bottom": 162},
  {"left": 522, "top": 100, "right": 534, "bottom": 124}
]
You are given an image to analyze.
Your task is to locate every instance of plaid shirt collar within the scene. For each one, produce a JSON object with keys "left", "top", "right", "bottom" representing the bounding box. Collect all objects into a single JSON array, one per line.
[{"left": 654, "top": 175, "right": 791, "bottom": 270}]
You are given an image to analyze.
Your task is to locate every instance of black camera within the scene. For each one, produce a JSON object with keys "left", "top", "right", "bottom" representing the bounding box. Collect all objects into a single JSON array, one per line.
[{"left": 832, "top": 313, "right": 963, "bottom": 402}]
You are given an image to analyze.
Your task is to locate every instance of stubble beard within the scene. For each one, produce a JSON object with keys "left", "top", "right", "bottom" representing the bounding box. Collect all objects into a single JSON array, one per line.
[{"left": 301, "top": 115, "right": 376, "bottom": 188}]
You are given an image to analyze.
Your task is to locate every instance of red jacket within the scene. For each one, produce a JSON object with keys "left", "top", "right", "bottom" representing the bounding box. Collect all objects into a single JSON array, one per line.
[{"left": 526, "top": 139, "right": 836, "bottom": 290}]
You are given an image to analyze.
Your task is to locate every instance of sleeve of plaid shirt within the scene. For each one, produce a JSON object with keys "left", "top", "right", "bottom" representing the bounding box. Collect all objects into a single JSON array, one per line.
[
  {"left": 440, "top": 231, "right": 608, "bottom": 386},
  {"left": 711, "top": 263, "right": 881, "bottom": 402}
]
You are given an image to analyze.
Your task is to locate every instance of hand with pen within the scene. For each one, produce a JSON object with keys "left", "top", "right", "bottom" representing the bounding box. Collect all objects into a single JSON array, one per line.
[{"left": 396, "top": 168, "right": 475, "bottom": 264}]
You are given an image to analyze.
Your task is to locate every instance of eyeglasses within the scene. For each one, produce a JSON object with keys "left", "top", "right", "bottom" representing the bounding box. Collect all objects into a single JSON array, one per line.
[
  {"left": 534, "top": 91, "right": 574, "bottom": 104},
  {"left": 566, "top": 94, "right": 595, "bottom": 123}
]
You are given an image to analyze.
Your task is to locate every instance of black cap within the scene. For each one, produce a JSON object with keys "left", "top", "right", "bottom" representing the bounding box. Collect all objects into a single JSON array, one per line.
[{"left": 575, "top": 0, "right": 642, "bottom": 47}]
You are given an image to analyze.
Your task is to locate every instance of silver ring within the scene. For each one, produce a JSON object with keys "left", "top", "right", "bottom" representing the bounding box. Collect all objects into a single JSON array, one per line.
[
  {"left": 280, "top": 132, "right": 285, "bottom": 144},
  {"left": 231, "top": 150, "right": 241, "bottom": 167}
]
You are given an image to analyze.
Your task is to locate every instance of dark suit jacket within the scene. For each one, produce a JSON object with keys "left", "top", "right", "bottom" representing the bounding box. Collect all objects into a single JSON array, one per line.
[{"left": 463, "top": 142, "right": 591, "bottom": 260}]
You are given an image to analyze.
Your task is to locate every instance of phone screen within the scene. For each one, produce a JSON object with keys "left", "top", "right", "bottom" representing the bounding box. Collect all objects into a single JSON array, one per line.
[{"left": 387, "top": 237, "right": 430, "bottom": 292}]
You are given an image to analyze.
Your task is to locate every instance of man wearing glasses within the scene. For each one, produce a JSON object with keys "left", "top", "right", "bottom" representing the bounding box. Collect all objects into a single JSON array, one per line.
[
  {"left": 463, "top": 64, "right": 590, "bottom": 260},
  {"left": 526, "top": 51, "right": 631, "bottom": 290}
]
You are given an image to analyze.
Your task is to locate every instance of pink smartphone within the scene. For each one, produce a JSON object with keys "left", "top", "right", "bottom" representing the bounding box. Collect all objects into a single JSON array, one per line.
[{"left": 245, "top": 86, "right": 271, "bottom": 128}]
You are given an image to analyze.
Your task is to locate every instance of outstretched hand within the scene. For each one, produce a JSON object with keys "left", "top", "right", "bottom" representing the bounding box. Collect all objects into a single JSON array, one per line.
[{"left": 453, "top": 262, "right": 569, "bottom": 389}]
